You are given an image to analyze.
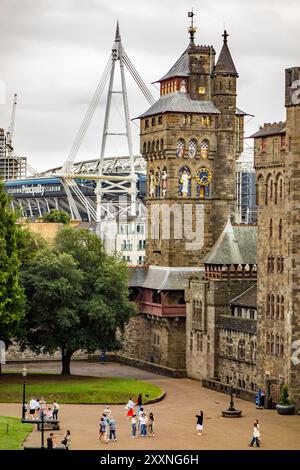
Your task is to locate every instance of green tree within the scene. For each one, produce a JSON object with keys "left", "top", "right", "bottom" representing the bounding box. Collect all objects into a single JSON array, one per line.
[
  {"left": 16, "top": 227, "right": 47, "bottom": 268},
  {"left": 0, "top": 180, "right": 25, "bottom": 372},
  {"left": 20, "top": 249, "right": 83, "bottom": 374},
  {"left": 42, "top": 209, "right": 71, "bottom": 225},
  {"left": 21, "top": 228, "right": 136, "bottom": 375},
  {"left": 279, "top": 385, "right": 292, "bottom": 406}
]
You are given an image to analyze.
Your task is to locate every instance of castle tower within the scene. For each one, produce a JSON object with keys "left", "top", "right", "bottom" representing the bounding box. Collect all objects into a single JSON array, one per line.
[
  {"left": 254, "top": 67, "right": 300, "bottom": 410},
  {"left": 123, "top": 18, "right": 246, "bottom": 375},
  {"left": 212, "top": 31, "right": 242, "bottom": 241}
]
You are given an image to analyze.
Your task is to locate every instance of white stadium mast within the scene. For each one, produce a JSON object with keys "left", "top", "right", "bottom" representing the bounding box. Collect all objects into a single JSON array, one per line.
[{"left": 57, "top": 22, "right": 155, "bottom": 235}]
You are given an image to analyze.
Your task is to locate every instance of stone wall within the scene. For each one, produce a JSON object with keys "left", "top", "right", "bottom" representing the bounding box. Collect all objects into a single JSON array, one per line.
[
  {"left": 118, "top": 313, "right": 186, "bottom": 373},
  {"left": 5, "top": 341, "right": 87, "bottom": 362}
]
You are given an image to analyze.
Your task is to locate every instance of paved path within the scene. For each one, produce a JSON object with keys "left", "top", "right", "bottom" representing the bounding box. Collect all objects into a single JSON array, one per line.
[{"left": 1, "top": 361, "right": 300, "bottom": 450}]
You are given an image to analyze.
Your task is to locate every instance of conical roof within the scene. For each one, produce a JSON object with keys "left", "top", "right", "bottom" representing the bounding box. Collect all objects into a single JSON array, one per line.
[
  {"left": 203, "top": 216, "right": 256, "bottom": 265},
  {"left": 215, "top": 31, "right": 238, "bottom": 76}
]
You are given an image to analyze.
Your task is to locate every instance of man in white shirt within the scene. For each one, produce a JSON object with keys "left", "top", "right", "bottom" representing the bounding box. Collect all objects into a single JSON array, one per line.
[{"left": 29, "top": 397, "right": 37, "bottom": 420}]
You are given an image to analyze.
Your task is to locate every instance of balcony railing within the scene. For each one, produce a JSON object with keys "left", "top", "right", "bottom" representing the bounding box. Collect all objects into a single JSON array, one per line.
[{"left": 138, "top": 301, "right": 186, "bottom": 317}]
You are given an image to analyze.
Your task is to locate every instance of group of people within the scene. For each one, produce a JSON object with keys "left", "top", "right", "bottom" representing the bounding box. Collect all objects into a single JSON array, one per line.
[
  {"left": 125, "top": 394, "right": 155, "bottom": 438},
  {"left": 26, "top": 397, "right": 60, "bottom": 421},
  {"left": 98, "top": 393, "right": 155, "bottom": 444},
  {"left": 46, "top": 430, "right": 71, "bottom": 450}
]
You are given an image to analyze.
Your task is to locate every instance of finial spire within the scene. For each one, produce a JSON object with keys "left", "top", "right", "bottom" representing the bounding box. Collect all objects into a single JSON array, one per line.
[
  {"left": 222, "top": 29, "right": 229, "bottom": 44},
  {"left": 188, "top": 9, "right": 197, "bottom": 45},
  {"left": 115, "top": 20, "right": 120, "bottom": 41}
]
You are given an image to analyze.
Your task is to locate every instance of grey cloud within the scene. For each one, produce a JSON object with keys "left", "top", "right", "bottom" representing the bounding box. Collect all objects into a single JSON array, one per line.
[{"left": 0, "top": 0, "right": 299, "bottom": 171}]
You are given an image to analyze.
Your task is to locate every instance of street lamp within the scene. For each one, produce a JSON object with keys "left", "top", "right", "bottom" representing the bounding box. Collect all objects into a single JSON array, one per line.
[
  {"left": 221, "top": 379, "right": 242, "bottom": 417},
  {"left": 22, "top": 366, "right": 27, "bottom": 420}
]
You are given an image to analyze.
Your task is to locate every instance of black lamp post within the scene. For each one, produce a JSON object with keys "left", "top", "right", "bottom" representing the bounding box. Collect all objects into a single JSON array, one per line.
[
  {"left": 22, "top": 366, "right": 27, "bottom": 420},
  {"left": 221, "top": 380, "right": 242, "bottom": 417}
]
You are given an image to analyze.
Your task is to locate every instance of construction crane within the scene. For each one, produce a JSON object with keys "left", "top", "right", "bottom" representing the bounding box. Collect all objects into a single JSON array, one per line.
[{"left": 6, "top": 93, "right": 17, "bottom": 147}]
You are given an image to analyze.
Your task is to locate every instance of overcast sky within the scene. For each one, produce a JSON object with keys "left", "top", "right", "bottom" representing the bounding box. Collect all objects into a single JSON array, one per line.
[{"left": 0, "top": 0, "right": 299, "bottom": 172}]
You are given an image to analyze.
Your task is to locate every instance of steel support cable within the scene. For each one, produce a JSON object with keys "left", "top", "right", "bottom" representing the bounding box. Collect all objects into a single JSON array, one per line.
[
  {"left": 67, "top": 56, "right": 112, "bottom": 161},
  {"left": 64, "top": 55, "right": 113, "bottom": 168},
  {"left": 123, "top": 53, "right": 155, "bottom": 104},
  {"left": 122, "top": 53, "right": 155, "bottom": 105},
  {"left": 65, "top": 178, "right": 97, "bottom": 220}
]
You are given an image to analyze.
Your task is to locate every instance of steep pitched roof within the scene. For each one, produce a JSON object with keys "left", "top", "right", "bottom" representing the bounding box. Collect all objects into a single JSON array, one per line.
[
  {"left": 137, "top": 92, "right": 220, "bottom": 119},
  {"left": 230, "top": 284, "right": 257, "bottom": 308},
  {"left": 158, "top": 48, "right": 190, "bottom": 82},
  {"left": 215, "top": 36, "right": 238, "bottom": 77},
  {"left": 203, "top": 217, "right": 257, "bottom": 265}
]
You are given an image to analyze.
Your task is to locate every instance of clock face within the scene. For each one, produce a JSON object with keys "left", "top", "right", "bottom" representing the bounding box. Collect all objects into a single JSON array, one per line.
[{"left": 196, "top": 168, "right": 212, "bottom": 186}]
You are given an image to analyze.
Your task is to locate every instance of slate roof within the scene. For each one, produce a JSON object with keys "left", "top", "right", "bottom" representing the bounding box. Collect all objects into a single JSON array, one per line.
[
  {"left": 137, "top": 93, "right": 220, "bottom": 119},
  {"left": 158, "top": 48, "right": 190, "bottom": 82},
  {"left": 214, "top": 41, "right": 238, "bottom": 77},
  {"left": 250, "top": 122, "right": 286, "bottom": 138},
  {"left": 129, "top": 265, "right": 204, "bottom": 290},
  {"left": 230, "top": 284, "right": 257, "bottom": 308},
  {"left": 203, "top": 217, "right": 257, "bottom": 265},
  {"left": 128, "top": 266, "right": 149, "bottom": 287}
]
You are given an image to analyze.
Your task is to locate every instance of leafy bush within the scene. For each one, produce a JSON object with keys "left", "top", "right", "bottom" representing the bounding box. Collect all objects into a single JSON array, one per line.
[
  {"left": 279, "top": 385, "right": 292, "bottom": 406},
  {"left": 42, "top": 209, "right": 71, "bottom": 225}
]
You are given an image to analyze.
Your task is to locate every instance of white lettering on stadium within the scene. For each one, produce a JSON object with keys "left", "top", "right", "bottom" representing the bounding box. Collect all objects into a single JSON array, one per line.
[{"left": 6, "top": 184, "right": 62, "bottom": 196}]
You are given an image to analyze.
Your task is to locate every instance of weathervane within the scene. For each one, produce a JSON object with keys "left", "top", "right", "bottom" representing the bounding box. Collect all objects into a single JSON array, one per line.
[{"left": 188, "top": 9, "right": 197, "bottom": 45}]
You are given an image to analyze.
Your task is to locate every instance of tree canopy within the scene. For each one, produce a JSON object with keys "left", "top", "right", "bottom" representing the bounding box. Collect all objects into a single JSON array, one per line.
[
  {"left": 21, "top": 227, "right": 136, "bottom": 374},
  {"left": 0, "top": 180, "right": 25, "bottom": 352},
  {"left": 42, "top": 209, "right": 71, "bottom": 225}
]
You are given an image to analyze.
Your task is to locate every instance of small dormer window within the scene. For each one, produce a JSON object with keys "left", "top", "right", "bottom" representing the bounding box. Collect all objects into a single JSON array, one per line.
[{"left": 180, "top": 80, "right": 187, "bottom": 93}]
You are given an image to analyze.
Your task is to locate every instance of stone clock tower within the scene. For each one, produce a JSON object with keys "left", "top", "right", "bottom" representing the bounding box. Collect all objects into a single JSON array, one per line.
[
  {"left": 139, "top": 27, "right": 242, "bottom": 267},
  {"left": 122, "top": 18, "right": 246, "bottom": 375}
]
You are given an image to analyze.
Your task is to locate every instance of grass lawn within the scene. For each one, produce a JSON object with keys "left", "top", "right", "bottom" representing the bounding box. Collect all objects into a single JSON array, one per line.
[
  {"left": 0, "top": 374, "right": 163, "bottom": 404},
  {"left": 0, "top": 416, "right": 33, "bottom": 450}
]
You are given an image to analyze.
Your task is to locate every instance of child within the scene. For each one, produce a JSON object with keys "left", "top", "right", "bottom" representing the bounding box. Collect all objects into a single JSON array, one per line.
[{"left": 148, "top": 412, "right": 155, "bottom": 436}]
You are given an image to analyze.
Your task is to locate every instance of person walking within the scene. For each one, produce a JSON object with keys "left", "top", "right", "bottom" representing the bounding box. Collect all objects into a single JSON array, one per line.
[
  {"left": 47, "top": 433, "right": 57, "bottom": 450},
  {"left": 109, "top": 416, "right": 117, "bottom": 442},
  {"left": 125, "top": 397, "right": 134, "bottom": 419},
  {"left": 103, "top": 405, "right": 111, "bottom": 418},
  {"left": 136, "top": 393, "right": 143, "bottom": 413},
  {"left": 148, "top": 412, "right": 155, "bottom": 437},
  {"left": 249, "top": 422, "right": 260, "bottom": 447},
  {"left": 195, "top": 411, "right": 204, "bottom": 436},
  {"left": 131, "top": 414, "right": 137, "bottom": 438},
  {"left": 62, "top": 430, "right": 71, "bottom": 450},
  {"left": 137, "top": 406, "right": 144, "bottom": 432},
  {"left": 139, "top": 412, "right": 148, "bottom": 437},
  {"left": 29, "top": 397, "right": 37, "bottom": 420},
  {"left": 52, "top": 400, "right": 59, "bottom": 420},
  {"left": 99, "top": 417, "right": 108, "bottom": 444}
]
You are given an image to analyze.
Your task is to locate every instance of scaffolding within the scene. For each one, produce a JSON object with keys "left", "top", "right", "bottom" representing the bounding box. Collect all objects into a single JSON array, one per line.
[
  {"left": 0, "top": 128, "right": 27, "bottom": 180},
  {"left": 235, "top": 146, "right": 257, "bottom": 224}
]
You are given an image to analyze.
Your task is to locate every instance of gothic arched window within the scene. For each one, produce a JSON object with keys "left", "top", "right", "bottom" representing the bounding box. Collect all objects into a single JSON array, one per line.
[
  {"left": 238, "top": 340, "right": 245, "bottom": 360},
  {"left": 279, "top": 219, "right": 283, "bottom": 239},
  {"left": 200, "top": 139, "right": 209, "bottom": 158},
  {"left": 188, "top": 139, "right": 197, "bottom": 158},
  {"left": 281, "top": 296, "right": 284, "bottom": 320},
  {"left": 176, "top": 138, "right": 185, "bottom": 158},
  {"left": 269, "top": 218, "right": 273, "bottom": 238}
]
